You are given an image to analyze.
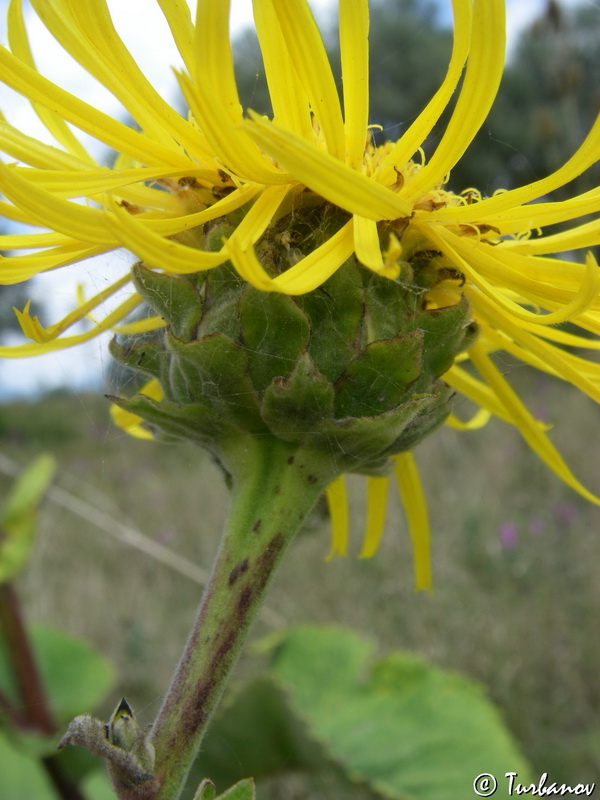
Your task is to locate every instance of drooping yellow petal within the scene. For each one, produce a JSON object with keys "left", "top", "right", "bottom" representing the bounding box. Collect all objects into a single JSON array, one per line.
[
  {"left": 393, "top": 452, "right": 432, "bottom": 592},
  {"left": 359, "top": 475, "right": 389, "bottom": 558},
  {"left": 324, "top": 475, "right": 349, "bottom": 560},
  {"left": 0, "top": 295, "right": 141, "bottom": 357},
  {"left": 418, "top": 223, "right": 600, "bottom": 330},
  {"left": 110, "top": 378, "right": 164, "bottom": 440},
  {"left": 226, "top": 218, "right": 354, "bottom": 295},
  {"left": 15, "top": 273, "right": 130, "bottom": 343},
  {"left": 469, "top": 342, "right": 600, "bottom": 505},
  {"left": 446, "top": 408, "right": 492, "bottom": 431}
]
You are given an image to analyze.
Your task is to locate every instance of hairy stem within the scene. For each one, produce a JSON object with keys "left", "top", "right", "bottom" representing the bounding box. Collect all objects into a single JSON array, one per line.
[{"left": 149, "top": 437, "right": 336, "bottom": 800}]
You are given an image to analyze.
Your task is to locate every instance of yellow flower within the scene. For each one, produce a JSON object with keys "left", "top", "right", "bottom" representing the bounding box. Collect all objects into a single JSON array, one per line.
[{"left": 1, "top": 0, "right": 600, "bottom": 589}]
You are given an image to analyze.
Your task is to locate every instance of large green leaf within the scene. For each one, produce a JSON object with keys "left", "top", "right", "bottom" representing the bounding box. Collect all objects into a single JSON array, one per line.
[
  {"left": 0, "top": 733, "right": 55, "bottom": 800},
  {"left": 0, "top": 454, "right": 55, "bottom": 584},
  {"left": 266, "top": 625, "right": 531, "bottom": 800},
  {"left": 217, "top": 778, "right": 255, "bottom": 800},
  {"left": 0, "top": 624, "right": 114, "bottom": 757}
]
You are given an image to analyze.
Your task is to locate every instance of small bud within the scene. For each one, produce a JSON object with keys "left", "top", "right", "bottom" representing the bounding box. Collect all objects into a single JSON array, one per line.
[{"left": 59, "top": 700, "right": 157, "bottom": 798}]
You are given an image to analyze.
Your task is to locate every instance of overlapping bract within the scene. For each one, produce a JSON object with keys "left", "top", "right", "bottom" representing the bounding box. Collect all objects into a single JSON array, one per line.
[{"left": 1, "top": 0, "right": 600, "bottom": 585}]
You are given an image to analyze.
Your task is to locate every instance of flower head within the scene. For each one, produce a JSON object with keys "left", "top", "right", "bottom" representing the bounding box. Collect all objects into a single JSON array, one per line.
[{"left": 1, "top": 0, "right": 600, "bottom": 589}]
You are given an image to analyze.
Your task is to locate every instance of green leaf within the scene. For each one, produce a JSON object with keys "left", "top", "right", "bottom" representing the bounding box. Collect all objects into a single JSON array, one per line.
[
  {"left": 0, "top": 455, "right": 55, "bottom": 584},
  {"left": 199, "top": 676, "right": 312, "bottom": 788},
  {"left": 267, "top": 625, "right": 531, "bottom": 800},
  {"left": 0, "top": 625, "right": 114, "bottom": 735},
  {"left": 0, "top": 733, "right": 55, "bottom": 799},
  {"left": 217, "top": 778, "right": 255, "bottom": 800}
]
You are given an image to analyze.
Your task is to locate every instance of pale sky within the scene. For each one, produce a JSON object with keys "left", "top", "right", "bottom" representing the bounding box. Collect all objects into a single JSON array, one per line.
[{"left": 0, "top": 0, "right": 595, "bottom": 397}]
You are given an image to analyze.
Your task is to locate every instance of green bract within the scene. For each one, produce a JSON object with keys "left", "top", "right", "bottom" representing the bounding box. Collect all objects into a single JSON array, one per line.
[{"left": 111, "top": 207, "right": 476, "bottom": 476}]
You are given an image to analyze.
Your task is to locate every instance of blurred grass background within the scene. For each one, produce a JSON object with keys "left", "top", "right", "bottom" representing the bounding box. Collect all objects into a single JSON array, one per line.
[{"left": 1, "top": 359, "right": 599, "bottom": 791}]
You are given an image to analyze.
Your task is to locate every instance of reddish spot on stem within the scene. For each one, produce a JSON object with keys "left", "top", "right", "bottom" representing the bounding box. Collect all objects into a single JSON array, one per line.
[
  {"left": 236, "top": 587, "right": 253, "bottom": 618},
  {"left": 228, "top": 558, "right": 250, "bottom": 586}
]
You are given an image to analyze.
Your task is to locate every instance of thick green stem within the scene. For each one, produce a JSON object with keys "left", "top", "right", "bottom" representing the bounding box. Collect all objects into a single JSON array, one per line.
[{"left": 149, "top": 436, "right": 336, "bottom": 800}]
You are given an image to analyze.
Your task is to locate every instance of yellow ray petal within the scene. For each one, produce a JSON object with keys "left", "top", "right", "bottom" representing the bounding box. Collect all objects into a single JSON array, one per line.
[
  {"left": 393, "top": 452, "right": 432, "bottom": 592},
  {"left": 252, "top": 0, "right": 312, "bottom": 138},
  {"left": 0, "top": 46, "right": 190, "bottom": 167},
  {"left": 226, "top": 218, "right": 354, "bottom": 294},
  {"left": 434, "top": 187, "right": 600, "bottom": 234},
  {"left": 176, "top": 70, "right": 289, "bottom": 185},
  {"left": 8, "top": 0, "right": 95, "bottom": 164},
  {"left": 15, "top": 273, "right": 131, "bottom": 343},
  {"left": 403, "top": 0, "right": 505, "bottom": 202},
  {"left": 269, "top": 0, "right": 345, "bottom": 160},
  {"left": 339, "top": 0, "right": 369, "bottom": 168},
  {"left": 421, "top": 223, "right": 600, "bottom": 328},
  {"left": 470, "top": 292, "right": 600, "bottom": 405},
  {"left": 110, "top": 378, "right": 164, "bottom": 440},
  {"left": 194, "top": 0, "right": 240, "bottom": 123},
  {"left": 103, "top": 199, "right": 227, "bottom": 274},
  {"left": 469, "top": 342, "right": 600, "bottom": 505},
  {"left": 0, "top": 162, "right": 114, "bottom": 245},
  {"left": 142, "top": 184, "right": 261, "bottom": 236},
  {"left": 353, "top": 215, "right": 384, "bottom": 272},
  {"left": 324, "top": 475, "right": 349, "bottom": 560},
  {"left": 505, "top": 216, "right": 600, "bottom": 255},
  {"left": 359, "top": 475, "right": 389, "bottom": 558},
  {"left": 0, "top": 244, "right": 112, "bottom": 283},
  {"left": 445, "top": 408, "right": 492, "bottom": 431},
  {"left": 444, "top": 364, "right": 515, "bottom": 425},
  {"left": 156, "top": 0, "right": 195, "bottom": 77},
  {"left": 0, "top": 113, "right": 94, "bottom": 171},
  {"left": 31, "top": 0, "right": 208, "bottom": 159},
  {"left": 245, "top": 114, "right": 413, "bottom": 220},
  {"left": 435, "top": 113, "right": 600, "bottom": 221},
  {"left": 0, "top": 295, "right": 141, "bottom": 357},
  {"left": 379, "top": 0, "right": 472, "bottom": 175}
]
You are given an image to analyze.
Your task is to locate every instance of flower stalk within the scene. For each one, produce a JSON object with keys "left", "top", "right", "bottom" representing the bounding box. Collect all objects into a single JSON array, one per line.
[{"left": 149, "top": 435, "right": 338, "bottom": 799}]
